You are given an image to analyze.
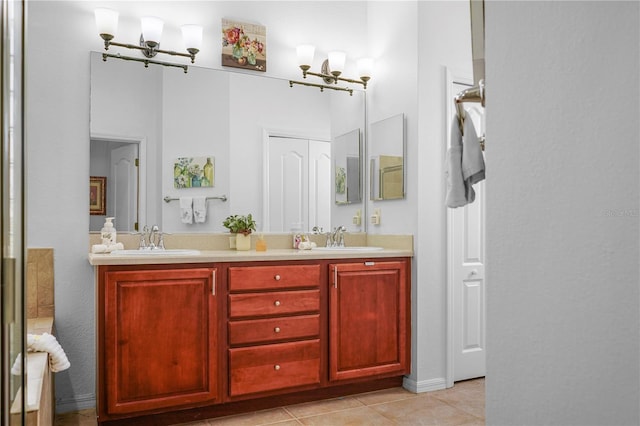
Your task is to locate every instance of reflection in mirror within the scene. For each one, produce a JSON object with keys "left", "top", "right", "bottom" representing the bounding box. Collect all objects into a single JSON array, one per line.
[
  {"left": 89, "top": 136, "right": 144, "bottom": 232},
  {"left": 369, "top": 113, "right": 405, "bottom": 200},
  {"left": 90, "top": 51, "right": 365, "bottom": 233},
  {"left": 333, "top": 129, "right": 361, "bottom": 204}
]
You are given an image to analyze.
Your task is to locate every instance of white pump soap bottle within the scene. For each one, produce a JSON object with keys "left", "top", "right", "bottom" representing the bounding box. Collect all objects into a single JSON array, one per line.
[{"left": 101, "top": 217, "right": 117, "bottom": 246}]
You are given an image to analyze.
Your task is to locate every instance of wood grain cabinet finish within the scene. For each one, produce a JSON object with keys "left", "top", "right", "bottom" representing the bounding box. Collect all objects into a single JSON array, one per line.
[
  {"left": 100, "top": 267, "right": 219, "bottom": 416},
  {"left": 96, "top": 258, "right": 410, "bottom": 423},
  {"left": 229, "top": 340, "right": 321, "bottom": 396},
  {"left": 227, "top": 264, "right": 322, "bottom": 396},
  {"left": 329, "top": 261, "right": 410, "bottom": 381}
]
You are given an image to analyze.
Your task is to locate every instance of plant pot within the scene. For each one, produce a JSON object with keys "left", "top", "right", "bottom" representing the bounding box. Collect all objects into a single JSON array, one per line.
[
  {"left": 236, "top": 233, "right": 251, "bottom": 251},
  {"left": 229, "top": 235, "right": 237, "bottom": 249}
]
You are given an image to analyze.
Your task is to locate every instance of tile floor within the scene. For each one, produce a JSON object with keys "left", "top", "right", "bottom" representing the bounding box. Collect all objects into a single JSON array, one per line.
[{"left": 54, "top": 378, "right": 484, "bottom": 426}]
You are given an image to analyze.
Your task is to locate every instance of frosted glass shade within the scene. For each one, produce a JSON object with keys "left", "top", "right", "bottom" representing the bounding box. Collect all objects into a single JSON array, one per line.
[
  {"left": 327, "top": 51, "right": 346, "bottom": 74},
  {"left": 296, "top": 44, "right": 315, "bottom": 67},
  {"left": 357, "top": 58, "right": 374, "bottom": 79},
  {"left": 181, "top": 25, "right": 203, "bottom": 51},
  {"left": 95, "top": 8, "right": 118, "bottom": 38},
  {"left": 141, "top": 16, "right": 164, "bottom": 44}
]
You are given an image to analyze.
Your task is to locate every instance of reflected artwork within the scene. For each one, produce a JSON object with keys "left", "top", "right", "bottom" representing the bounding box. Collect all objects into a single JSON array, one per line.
[{"left": 174, "top": 157, "right": 215, "bottom": 188}]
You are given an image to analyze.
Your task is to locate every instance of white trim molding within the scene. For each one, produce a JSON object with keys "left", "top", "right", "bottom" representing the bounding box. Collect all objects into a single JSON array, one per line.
[{"left": 403, "top": 376, "right": 447, "bottom": 394}]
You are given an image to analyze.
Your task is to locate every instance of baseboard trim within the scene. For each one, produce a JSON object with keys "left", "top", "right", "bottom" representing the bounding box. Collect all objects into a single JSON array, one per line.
[
  {"left": 403, "top": 377, "right": 447, "bottom": 393},
  {"left": 56, "top": 393, "right": 95, "bottom": 414}
]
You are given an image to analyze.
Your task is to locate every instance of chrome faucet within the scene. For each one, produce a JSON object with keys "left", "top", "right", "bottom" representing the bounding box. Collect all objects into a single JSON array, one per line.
[
  {"left": 136, "top": 225, "right": 168, "bottom": 250},
  {"left": 327, "top": 226, "right": 346, "bottom": 247}
]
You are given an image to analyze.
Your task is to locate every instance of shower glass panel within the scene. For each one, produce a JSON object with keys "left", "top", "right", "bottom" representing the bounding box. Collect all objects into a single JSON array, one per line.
[{"left": 1, "top": 0, "right": 26, "bottom": 423}]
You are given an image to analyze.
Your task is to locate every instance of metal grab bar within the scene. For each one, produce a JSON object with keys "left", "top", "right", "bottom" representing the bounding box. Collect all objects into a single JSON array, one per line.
[{"left": 163, "top": 195, "right": 227, "bottom": 203}]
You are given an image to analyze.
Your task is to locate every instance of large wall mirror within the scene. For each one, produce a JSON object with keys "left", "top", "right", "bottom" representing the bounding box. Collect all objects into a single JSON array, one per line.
[
  {"left": 89, "top": 52, "right": 366, "bottom": 234},
  {"left": 369, "top": 113, "right": 405, "bottom": 200}
]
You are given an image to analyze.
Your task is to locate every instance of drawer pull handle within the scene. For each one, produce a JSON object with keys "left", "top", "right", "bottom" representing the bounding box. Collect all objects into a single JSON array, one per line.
[
  {"left": 274, "top": 364, "right": 281, "bottom": 371},
  {"left": 274, "top": 327, "right": 281, "bottom": 333},
  {"left": 274, "top": 274, "right": 281, "bottom": 281},
  {"left": 274, "top": 300, "right": 281, "bottom": 307}
]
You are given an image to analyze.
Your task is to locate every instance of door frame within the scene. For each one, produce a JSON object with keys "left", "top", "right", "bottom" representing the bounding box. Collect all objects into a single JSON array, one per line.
[
  {"left": 91, "top": 133, "right": 147, "bottom": 231},
  {"left": 445, "top": 68, "right": 481, "bottom": 389}
]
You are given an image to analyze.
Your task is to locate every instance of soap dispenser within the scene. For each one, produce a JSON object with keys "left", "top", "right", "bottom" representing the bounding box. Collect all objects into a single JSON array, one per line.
[{"left": 101, "top": 217, "right": 117, "bottom": 246}]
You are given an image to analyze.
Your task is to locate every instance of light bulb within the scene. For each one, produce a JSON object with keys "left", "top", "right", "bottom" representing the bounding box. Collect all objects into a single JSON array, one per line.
[
  {"left": 181, "top": 24, "right": 203, "bottom": 52},
  {"left": 296, "top": 44, "right": 315, "bottom": 68},
  {"left": 357, "top": 58, "right": 374, "bottom": 79},
  {"left": 141, "top": 16, "right": 163, "bottom": 46},
  {"left": 95, "top": 8, "right": 118, "bottom": 40},
  {"left": 327, "top": 51, "right": 346, "bottom": 76}
]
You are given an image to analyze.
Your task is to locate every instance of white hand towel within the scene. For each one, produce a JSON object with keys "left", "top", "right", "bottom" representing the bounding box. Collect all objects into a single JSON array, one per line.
[
  {"left": 92, "top": 242, "right": 124, "bottom": 253},
  {"left": 193, "top": 197, "right": 207, "bottom": 223},
  {"left": 28, "top": 333, "right": 71, "bottom": 372},
  {"left": 180, "top": 197, "right": 193, "bottom": 224},
  {"left": 12, "top": 333, "right": 71, "bottom": 374}
]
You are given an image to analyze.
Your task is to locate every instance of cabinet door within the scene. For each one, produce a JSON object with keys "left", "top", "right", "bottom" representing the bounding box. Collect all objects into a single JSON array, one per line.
[
  {"left": 103, "top": 268, "right": 219, "bottom": 415},
  {"left": 329, "top": 261, "right": 410, "bottom": 381}
]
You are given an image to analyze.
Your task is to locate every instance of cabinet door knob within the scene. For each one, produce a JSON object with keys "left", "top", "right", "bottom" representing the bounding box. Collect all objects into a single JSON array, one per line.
[
  {"left": 274, "top": 327, "right": 281, "bottom": 333},
  {"left": 274, "top": 274, "right": 281, "bottom": 281},
  {"left": 274, "top": 364, "right": 281, "bottom": 371},
  {"left": 274, "top": 300, "right": 281, "bottom": 306}
]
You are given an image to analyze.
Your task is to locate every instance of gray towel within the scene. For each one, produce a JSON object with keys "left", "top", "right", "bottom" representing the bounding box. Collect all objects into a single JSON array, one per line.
[{"left": 445, "top": 113, "right": 485, "bottom": 208}]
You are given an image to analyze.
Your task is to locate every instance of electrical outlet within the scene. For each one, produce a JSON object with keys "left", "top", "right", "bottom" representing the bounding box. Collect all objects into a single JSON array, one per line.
[
  {"left": 370, "top": 208, "right": 381, "bottom": 225},
  {"left": 352, "top": 209, "right": 362, "bottom": 225}
]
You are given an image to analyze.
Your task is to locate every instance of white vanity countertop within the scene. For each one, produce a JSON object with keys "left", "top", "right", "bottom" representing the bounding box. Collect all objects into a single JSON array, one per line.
[
  {"left": 88, "top": 247, "right": 413, "bottom": 266},
  {"left": 88, "top": 233, "right": 414, "bottom": 266}
]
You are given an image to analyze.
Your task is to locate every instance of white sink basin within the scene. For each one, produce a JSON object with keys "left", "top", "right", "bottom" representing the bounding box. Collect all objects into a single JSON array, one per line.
[
  {"left": 110, "top": 249, "right": 201, "bottom": 256},
  {"left": 312, "top": 246, "right": 384, "bottom": 252}
]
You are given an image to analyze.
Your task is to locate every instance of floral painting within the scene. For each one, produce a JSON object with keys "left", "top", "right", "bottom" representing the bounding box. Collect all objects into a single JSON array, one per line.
[
  {"left": 174, "top": 157, "right": 215, "bottom": 188},
  {"left": 221, "top": 19, "right": 266, "bottom": 72}
]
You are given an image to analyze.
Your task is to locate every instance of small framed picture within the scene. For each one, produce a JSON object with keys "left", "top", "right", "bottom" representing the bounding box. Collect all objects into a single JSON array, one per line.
[
  {"left": 221, "top": 19, "right": 266, "bottom": 72},
  {"left": 90, "top": 176, "right": 106, "bottom": 215}
]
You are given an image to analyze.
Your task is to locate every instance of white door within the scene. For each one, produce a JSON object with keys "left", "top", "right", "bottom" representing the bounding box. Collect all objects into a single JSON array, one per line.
[
  {"left": 110, "top": 144, "right": 138, "bottom": 232},
  {"left": 265, "top": 136, "right": 330, "bottom": 233},
  {"left": 266, "top": 136, "right": 309, "bottom": 232},
  {"left": 449, "top": 80, "right": 486, "bottom": 382},
  {"left": 309, "top": 140, "right": 331, "bottom": 232}
]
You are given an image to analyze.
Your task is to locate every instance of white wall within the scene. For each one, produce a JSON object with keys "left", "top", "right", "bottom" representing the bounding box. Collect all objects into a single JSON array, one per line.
[
  {"left": 162, "top": 66, "right": 231, "bottom": 232},
  {"left": 365, "top": 0, "right": 472, "bottom": 392},
  {"left": 485, "top": 2, "right": 639, "bottom": 424},
  {"left": 90, "top": 53, "right": 163, "bottom": 229},
  {"left": 25, "top": 0, "right": 371, "bottom": 412},
  {"left": 227, "top": 73, "right": 332, "bottom": 232}
]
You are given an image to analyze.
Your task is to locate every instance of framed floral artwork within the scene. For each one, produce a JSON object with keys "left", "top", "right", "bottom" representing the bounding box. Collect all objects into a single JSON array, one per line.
[
  {"left": 221, "top": 19, "right": 266, "bottom": 72},
  {"left": 174, "top": 157, "right": 215, "bottom": 188},
  {"left": 90, "top": 176, "right": 106, "bottom": 215}
]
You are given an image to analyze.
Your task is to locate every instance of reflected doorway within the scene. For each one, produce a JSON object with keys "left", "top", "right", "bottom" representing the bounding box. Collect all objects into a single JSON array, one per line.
[
  {"left": 90, "top": 136, "right": 145, "bottom": 232},
  {"left": 263, "top": 136, "right": 331, "bottom": 233}
]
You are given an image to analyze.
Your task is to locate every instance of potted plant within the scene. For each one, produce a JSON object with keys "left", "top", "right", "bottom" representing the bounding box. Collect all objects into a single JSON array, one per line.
[{"left": 222, "top": 214, "right": 256, "bottom": 250}]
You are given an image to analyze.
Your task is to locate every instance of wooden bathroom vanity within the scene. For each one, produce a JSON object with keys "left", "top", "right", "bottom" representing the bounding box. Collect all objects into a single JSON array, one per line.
[{"left": 89, "top": 246, "right": 412, "bottom": 425}]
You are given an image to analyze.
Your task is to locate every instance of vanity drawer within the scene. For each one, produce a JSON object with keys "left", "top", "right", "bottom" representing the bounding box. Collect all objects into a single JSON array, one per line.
[
  {"left": 228, "top": 265, "right": 320, "bottom": 291},
  {"left": 229, "top": 289, "right": 320, "bottom": 319},
  {"left": 229, "top": 314, "right": 320, "bottom": 346},
  {"left": 229, "top": 340, "right": 320, "bottom": 396}
]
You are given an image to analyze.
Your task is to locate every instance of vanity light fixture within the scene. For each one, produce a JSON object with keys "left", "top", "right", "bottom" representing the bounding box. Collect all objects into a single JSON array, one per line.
[
  {"left": 289, "top": 45, "right": 372, "bottom": 96},
  {"left": 95, "top": 8, "right": 203, "bottom": 73}
]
